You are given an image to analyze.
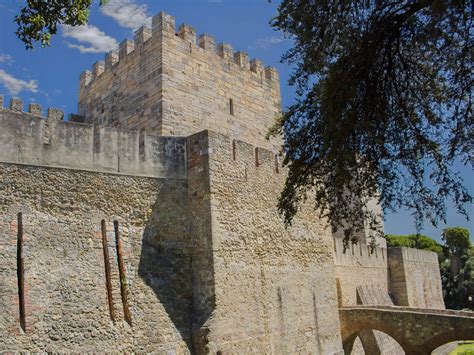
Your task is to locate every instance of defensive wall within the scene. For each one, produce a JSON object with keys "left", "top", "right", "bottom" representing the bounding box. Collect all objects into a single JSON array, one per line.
[
  {"left": 0, "top": 97, "right": 186, "bottom": 179},
  {"left": 333, "top": 237, "right": 446, "bottom": 354},
  {"left": 0, "top": 99, "right": 343, "bottom": 353},
  {"left": 188, "top": 130, "right": 342, "bottom": 354},
  {"left": 332, "top": 237, "right": 444, "bottom": 310},
  {"left": 0, "top": 9, "right": 457, "bottom": 355},
  {"left": 78, "top": 12, "right": 281, "bottom": 150},
  {"left": 388, "top": 247, "right": 444, "bottom": 309}
]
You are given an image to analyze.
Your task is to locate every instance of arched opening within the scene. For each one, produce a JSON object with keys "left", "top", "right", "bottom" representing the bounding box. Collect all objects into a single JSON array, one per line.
[
  {"left": 431, "top": 340, "right": 474, "bottom": 355},
  {"left": 349, "top": 329, "right": 404, "bottom": 355}
]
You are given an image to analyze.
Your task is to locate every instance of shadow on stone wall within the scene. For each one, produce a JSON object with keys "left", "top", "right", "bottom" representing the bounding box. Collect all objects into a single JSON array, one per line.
[{"left": 138, "top": 180, "right": 193, "bottom": 351}]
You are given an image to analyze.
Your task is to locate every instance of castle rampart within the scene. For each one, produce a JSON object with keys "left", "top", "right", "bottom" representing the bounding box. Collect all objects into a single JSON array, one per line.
[
  {"left": 0, "top": 120, "right": 345, "bottom": 353},
  {"left": 0, "top": 97, "right": 186, "bottom": 179},
  {"left": 332, "top": 236, "right": 444, "bottom": 310},
  {"left": 388, "top": 247, "right": 444, "bottom": 309},
  {"left": 187, "top": 130, "right": 342, "bottom": 354},
  {"left": 333, "top": 237, "right": 390, "bottom": 309},
  {"left": 0, "top": 8, "right": 452, "bottom": 355}
]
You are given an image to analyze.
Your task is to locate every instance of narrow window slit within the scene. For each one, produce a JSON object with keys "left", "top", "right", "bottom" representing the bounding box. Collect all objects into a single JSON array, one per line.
[
  {"left": 17, "top": 212, "right": 26, "bottom": 333},
  {"left": 101, "top": 220, "right": 115, "bottom": 323},
  {"left": 255, "top": 148, "right": 259, "bottom": 167},
  {"left": 229, "top": 98, "right": 234, "bottom": 116},
  {"left": 114, "top": 221, "right": 132, "bottom": 325},
  {"left": 232, "top": 140, "right": 236, "bottom": 161}
]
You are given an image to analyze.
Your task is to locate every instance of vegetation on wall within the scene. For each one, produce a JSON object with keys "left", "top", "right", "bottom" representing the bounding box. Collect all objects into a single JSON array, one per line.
[{"left": 386, "top": 228, "right": 473, "bottom": 310}]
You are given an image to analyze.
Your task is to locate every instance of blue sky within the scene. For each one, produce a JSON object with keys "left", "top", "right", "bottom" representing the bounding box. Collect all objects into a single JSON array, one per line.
[{"left": 0, "top": 0, "right": 472, "bottom": 242}]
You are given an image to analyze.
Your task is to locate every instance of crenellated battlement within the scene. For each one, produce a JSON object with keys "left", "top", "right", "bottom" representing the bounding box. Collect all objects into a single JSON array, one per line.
[
  {"left": 79, "top": 12, "right": 279, "bottom": 90},
  {"left": 0, "top": 96, "right": 186, "bottom": 179},
  {"left": 0, "top": 95, "right": 282, "bottom": 181},
  {"left": 0, "top": 10, "right": 448, "bottom": 354},
  {"left": 333, "top": 236, "right": 387, "bottom": 268},
  {"left": 0, "top": 95, "right": 64, "bottom": 120},
  {"left": 77, "top": 11, "right": 281, "bottom": 150}
]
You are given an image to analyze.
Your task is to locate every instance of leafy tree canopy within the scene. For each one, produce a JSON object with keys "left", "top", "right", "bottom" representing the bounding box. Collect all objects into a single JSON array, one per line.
[
  {"left": 442, "top": 226, "right": 472, "bottom": 255},
  {"left": 271, "top": 0, "right": 473, "bottom": 242},
  {"left": 15, "top": 0, "right": 107, "bottom": 49},
  {"left": 385, "top": 233, "right": 443, "bottom": 255},
  {"left": 439, "top": 227, "right": 473, "bottom": 310}
]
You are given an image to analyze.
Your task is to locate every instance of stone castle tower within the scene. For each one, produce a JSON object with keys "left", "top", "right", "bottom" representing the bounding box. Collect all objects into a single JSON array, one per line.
[
  {"left": 78, "top": 12, "right": 280, "bottom": 149},
  {"left": 0, "top": 12, "right": 445, "bottom": 354}
]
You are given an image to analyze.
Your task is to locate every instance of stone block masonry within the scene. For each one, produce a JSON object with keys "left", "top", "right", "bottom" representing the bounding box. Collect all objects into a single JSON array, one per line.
[
  {"left": 333, "top": 236, "right": 389, "bottom": 307},
  {"left": 78, "top": 12, "right": 281, "bottom": 150},
  {"left": 0, "top": 99, "right": 186, "bottom": 179},
  {"left": 0, "top": 8, "right": 451, "bottom": 354},
  {"left": 388, "top": 247, "right": 445, "bottom": 309},
  {"left": 0, "top": 101, "right": 344, "bottom": 352},
  {"left": 187, "top": 130, "right": 343, "bottom": 354}
]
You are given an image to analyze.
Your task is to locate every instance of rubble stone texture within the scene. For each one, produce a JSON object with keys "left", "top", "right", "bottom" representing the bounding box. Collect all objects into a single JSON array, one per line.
[{"left": 0, "top": 11, "right": 449, "bottom": 355}]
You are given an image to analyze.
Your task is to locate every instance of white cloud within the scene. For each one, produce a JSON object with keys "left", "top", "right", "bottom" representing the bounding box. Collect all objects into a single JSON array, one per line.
[
  {"left": 0, "top": 69, "right": 38, "bottom": 95},
  {"left": 101, "top": 0, "right": 151, "bottom": 30},
  {"left": 251, "top": 36, "right": 285, "bottom": 50},
  {"left": 62, "top": 24, "right": 118, "bottom": 53},
  {"left": 0, "top": 54, "right": 13, "bottom": 64}
]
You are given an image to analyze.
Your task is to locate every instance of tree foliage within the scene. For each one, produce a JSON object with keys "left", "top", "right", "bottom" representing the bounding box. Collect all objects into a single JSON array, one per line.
[
  {"left": 386, "top": 228, "right": 473, "bottom": 310},
  {"left": 440, "top": 227, "right": 473, "bottom": 310},
  {"left": 271, "top": 0, "right": 473, "bottom": 242},
  {"left": 386, "top": 233, "right": 443, "bottom": 255},
  {"left": 15, "top": 0, "right": 107, "bottom": 49}
]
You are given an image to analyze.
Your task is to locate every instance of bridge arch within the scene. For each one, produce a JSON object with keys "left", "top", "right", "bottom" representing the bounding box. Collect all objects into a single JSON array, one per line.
[
  {"left": 342, "top": 322, "right": 410, "bottom": 354},
  {"left": 346, "top": 328, "right": 404, "bottom": 355},
  {"left": 339, "top": 306, "right": 474, "bottom": 355}
]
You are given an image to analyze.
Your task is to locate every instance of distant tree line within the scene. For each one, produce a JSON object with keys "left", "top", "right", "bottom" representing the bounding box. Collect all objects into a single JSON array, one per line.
[{"left": 386, "top": 227, "right": 473, "bottom": 310}]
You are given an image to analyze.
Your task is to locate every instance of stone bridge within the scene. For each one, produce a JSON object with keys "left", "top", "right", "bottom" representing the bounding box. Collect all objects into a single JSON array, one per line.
[{"left": 339, "top": 306, "right": 474, "bottom": 354}]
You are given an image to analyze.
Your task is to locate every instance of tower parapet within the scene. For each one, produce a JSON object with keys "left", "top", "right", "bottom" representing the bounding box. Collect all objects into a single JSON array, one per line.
[
  {"left": 79, "top": 13, "right": 278, "bottom": 92},
  {"left": 78, "top": 12, "right": 281, "bottom": 150}
]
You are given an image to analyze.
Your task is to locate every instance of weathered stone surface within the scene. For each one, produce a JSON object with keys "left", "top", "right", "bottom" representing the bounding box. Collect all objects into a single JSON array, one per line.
[
  {"left": 78, "top": 13, "right": 280, "bottom": 150},
  {"left": 187, "top": 131, "right": 343, "bottom": 354},
  {"left": 0, "top": 109, "right": 187, "bottom": 179},
  {"left": 340, "top": 306, "right": 474, "bottom": 355},
  {"left": 0, "top": 9, "right": 454, "bottom": 355},
  {"left": 0, "top": 164, "right": 192, "bottom": 353}
]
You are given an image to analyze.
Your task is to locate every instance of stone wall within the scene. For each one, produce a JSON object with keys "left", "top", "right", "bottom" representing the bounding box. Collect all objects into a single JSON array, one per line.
[
  {"left": 333, "top": 237, "right": 389, "bottom": 308},
  {"left": 0, "top": 164, "right": 192, "bottom": 353},
  {"left": 0, "top": 101, "right": 186, "bottom": 179},
  {"left": 388, "top": 247, "right": 445, "bottom": 309},
  {"left": 78, "top": 12, "right": 281, "bottom": 150},
  {"left": 0, "top": 88, "right": 343, "bottom": 353},
  {"left": 77, "top": 22, "right": 164, "bottom": 134},
  {"left": 187, "top": 131, "right": 343, "bottom": 354},
  {"left": 160, "top": 16, "right": 281, "bottom": 149},
  {"left": 333, "top": 238, "right": 407, "bottom": 355}
]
